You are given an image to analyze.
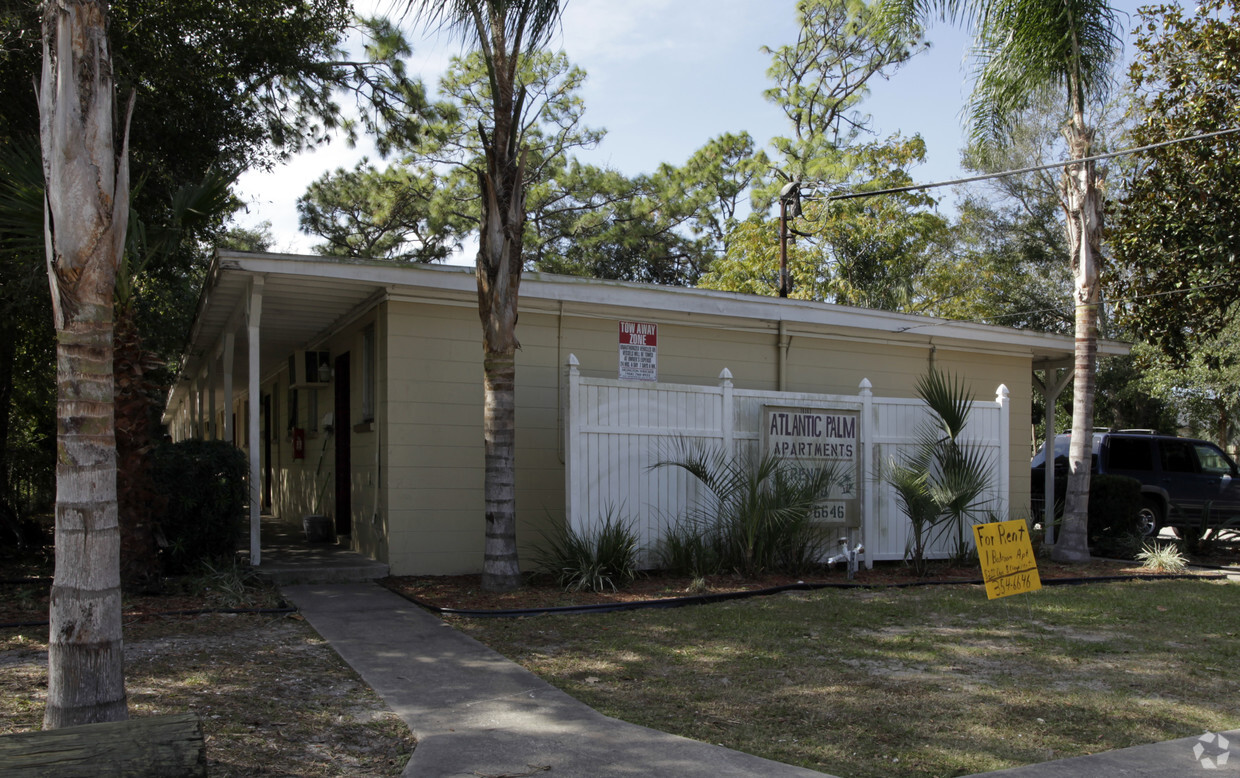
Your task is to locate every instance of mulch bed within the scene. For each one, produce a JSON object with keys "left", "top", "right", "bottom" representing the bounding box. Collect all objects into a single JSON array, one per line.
[{"left": 382, "top": 558, "right": 1215, "bottom": 613}]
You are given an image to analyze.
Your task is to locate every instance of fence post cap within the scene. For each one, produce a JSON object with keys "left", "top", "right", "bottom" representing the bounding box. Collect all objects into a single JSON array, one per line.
[
  {"left": 859, "top": 378, "right": 873, "bottom": 396},
  {"left": 718, "top": 367, "right": 733, "bottom": 383},
  {"left": 996, "top": 383, "right": 1009, "bottom": 402}
]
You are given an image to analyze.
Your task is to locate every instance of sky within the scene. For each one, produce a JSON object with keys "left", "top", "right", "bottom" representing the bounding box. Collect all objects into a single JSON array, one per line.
[{"left": 234, "top": 0, "right": 1147, "bottom": 257}]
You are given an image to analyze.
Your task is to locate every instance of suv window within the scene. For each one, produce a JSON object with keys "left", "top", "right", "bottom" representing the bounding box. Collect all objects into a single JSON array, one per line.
[
  {"left": 1108, "top": 437, "right": 1154, "bottom": 471},
  {"left": 1194, "top": 443, "right": 1234, "bottom": 476},
  {"left": 1159, "top": 440, "right": 1197, "bottom": 474}
]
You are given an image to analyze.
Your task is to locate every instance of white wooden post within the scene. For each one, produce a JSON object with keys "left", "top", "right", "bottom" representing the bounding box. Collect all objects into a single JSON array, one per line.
[
  {"left": 221, "top": 332, "right": 235, "bottom": 444},
  {"left": 246, "top": 277, "right": 264, "bottom": 566},
  {"left": 565, "top": 354, "right": 581, "bottom": 534},
  {"left": 996, "top": 384, "right": 1010, "bottom": 521},
  {"left": 207, "top": 356, "right": 217, "bottom": 440},
  {"left": 859, "top": 378, "right": 875, "bottom": 569},
  {"left": 719, "top": 368, "right": 734, "bottom": 457}
]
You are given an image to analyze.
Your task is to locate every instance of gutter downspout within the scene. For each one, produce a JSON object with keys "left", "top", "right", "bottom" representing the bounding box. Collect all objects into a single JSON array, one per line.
[{"left": 777, "top": 320, "right": 790, "bottom": 392}]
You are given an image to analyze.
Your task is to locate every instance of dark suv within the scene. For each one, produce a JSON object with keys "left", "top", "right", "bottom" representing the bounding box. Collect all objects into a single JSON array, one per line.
[{"left": 1031, "top": 430, "right": 1240, "bottom": 536}]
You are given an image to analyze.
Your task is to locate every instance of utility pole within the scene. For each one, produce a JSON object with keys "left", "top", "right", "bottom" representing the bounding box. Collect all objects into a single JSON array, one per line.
[{"left": 778, "top": 181, "right": 800, "bottom": 298}]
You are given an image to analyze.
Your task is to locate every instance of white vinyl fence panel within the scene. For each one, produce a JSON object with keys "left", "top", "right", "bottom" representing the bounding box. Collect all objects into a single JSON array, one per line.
[{"left": 564, "top": 355, "right": 1010, "bottom": 567}]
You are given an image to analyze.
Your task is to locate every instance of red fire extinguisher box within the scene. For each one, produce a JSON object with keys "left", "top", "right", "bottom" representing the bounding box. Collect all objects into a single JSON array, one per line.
[{"left": 292, "top": 428, "right": 306, "bottom": 459}]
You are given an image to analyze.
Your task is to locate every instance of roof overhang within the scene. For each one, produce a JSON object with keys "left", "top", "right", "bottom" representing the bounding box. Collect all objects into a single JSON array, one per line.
[{"left": 164, "top": 250, "right": 1130, "bottom": 420}]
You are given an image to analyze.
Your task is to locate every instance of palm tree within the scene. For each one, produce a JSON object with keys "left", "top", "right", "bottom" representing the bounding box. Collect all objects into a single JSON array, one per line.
[
  {"left": 879, "top": 0, "right": 1122, "bottom": 562},
  {"left": 400, "top": 0, "right": 565, "bottom": 591},
  {"left": 39, "top": 0, "right": 133, "bottom": 726},
  {"left": 885, "top": 369, "right": 992, "bottom": 575}
]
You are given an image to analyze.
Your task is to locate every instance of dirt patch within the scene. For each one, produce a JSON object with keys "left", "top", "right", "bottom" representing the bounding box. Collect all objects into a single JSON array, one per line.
[{"left": 0, "top": 556, "right": 414, "bottom": 776}]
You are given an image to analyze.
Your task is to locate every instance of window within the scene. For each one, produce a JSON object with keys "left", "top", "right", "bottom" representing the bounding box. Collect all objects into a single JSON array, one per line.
[
  {"left": 1108, "top": 438, "right": 1154, "bottom": 472},
  {"left": 307, "top": 388, "right": 319, "bottom": 433},
  {"left": 287, "top": 385, "right": 298, "bottom": 431},
  {"left": 1160, "top": 440, "right": 1197, "bottom": 474},
  {"left": 361, "top": 324, "right": 376, "bottom": 423},
  {"left": 1194, "top": 444, "right": 1234, "bottom": 477}
]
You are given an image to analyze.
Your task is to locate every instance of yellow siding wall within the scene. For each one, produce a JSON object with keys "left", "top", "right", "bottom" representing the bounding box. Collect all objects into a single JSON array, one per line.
[{"left": 381, "top": 300, "right": 1034, "bottom": 575}]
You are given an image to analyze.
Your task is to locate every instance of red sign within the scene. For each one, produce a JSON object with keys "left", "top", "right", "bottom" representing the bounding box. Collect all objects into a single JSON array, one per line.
[
  {"left": 618, "top": 321, "right": 657, "bottom": 381},
  {"left": 618, "top": 320, "right": 657, "bottom": 347}
]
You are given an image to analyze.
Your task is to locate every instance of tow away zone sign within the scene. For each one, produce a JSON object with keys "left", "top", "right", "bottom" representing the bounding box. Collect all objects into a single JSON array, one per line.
[{"left": 619, "top": 321, "right": 657, "bottom": 381}]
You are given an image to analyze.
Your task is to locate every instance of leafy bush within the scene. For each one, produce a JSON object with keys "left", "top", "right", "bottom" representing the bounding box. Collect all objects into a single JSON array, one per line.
[
  {"left": 658, "top": 517, "right": 719, "bottom": 579},
  {"left": 1088, "top": 474, "right": 1144, "bottom": 558},
  {"left": 654, "top": 441, "right": 838, "bottom": 577},
  {"left": 151, "top": 439, "right": 247, "bottom": 574},
  {"left": 534, "top": 511, "right": 640, "bottom": 593}
]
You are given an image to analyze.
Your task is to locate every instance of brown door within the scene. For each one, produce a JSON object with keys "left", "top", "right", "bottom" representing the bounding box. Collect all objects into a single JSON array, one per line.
[{"left": 334, "top": 353, "right": 352, "bottom": 536}]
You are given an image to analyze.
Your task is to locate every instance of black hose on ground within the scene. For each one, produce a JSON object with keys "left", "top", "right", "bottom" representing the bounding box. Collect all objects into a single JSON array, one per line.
[{"left": 386, "top": 572, "right": 1227, "bottom": 619}]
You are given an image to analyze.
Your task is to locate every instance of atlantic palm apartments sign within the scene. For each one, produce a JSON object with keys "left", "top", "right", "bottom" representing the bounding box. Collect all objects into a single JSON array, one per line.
[{"left": 762, "top": 407, "right": 861, "bottom": 527}]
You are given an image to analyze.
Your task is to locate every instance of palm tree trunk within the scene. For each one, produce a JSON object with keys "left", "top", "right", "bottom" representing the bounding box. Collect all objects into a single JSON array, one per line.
[
  {"left": 40, "top": 0, "right": 131, "bottom": 726},
  {"left": 476, "top": 39, "right": 525, "bottom": 592},
  {"left": 1052, "top": 119, "right": 1102, "bottom": 563},
  {"left": 46, "top": 312, "right": 127, "bottom": 727},
  {"left": 482, "top": 351, "right": 520, "bottom": 590}
]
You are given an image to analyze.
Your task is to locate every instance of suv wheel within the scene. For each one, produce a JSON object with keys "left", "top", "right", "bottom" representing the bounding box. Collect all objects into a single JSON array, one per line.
[{"left": 1137, "top": 498, "right": 1162, "bottom": 537}]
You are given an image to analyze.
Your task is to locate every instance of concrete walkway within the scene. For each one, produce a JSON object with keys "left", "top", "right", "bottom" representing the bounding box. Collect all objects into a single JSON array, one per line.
[
  {"left": 282, "top": 582, "right": 835, "bottom": 777},
  {"left": 284, "top": 582, "right": 1240, "bottom": 778}
]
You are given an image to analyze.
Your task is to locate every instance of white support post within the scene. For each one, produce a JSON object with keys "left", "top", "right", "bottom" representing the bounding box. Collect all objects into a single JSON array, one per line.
[
  {"left": 859, "top": 378, "right": 874, "bottom": 569},
  {"left": 221, "top": 332, "right": 235, "bottom": 444},
  {"left": 719, "top": 368, "right": 734, "bottom": 457},
  {"left": 997, "top": 384, "right": 1011, "bottom": 521},
  {"left": 246, "top": 277, "right": 264, "bottom": 566},
  {"left": 1035, "top": 367, "right": 1071, "bottom": 544},
  {"left": 565, "top": 354, "right": 580, "bottom": 535},
  {"left": 207, "top": 357, "right": 218, "bottom": 441},
  {"left": 194, "top": 376, "right": 205, "bottom": 439}
]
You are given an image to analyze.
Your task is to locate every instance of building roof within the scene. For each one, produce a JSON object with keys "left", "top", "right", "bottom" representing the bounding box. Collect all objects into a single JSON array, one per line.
[{"left": 164, "top": 250, "right": 1129, "bottom": 417}]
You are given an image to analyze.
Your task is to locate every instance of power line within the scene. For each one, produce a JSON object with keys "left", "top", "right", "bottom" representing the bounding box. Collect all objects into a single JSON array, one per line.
[
  {"left": 797, "top": 126, "right": 1240, "bottom": 204},
  {"left": 895, "top": 281, "right": 1237, "bottom": 333}
]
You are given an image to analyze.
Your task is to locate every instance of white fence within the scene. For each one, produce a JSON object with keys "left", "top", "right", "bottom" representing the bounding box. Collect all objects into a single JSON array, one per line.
[{"left": 564, "top": 355, "right": 1011, "bottom": 567}]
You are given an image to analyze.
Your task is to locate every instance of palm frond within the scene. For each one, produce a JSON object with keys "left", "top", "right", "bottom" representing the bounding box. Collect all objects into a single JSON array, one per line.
[
  {"left": 0, "top": 135, "right": 46, "bottom": 256},
  {"left": 398, "top": 0, "right": 564, "bottom": 53},
  {"left": 965, "top": 0, "right": 1121, "bottom": 147},
  {"left": 916, "top": 368, "right": 974, "bottom": 440}
]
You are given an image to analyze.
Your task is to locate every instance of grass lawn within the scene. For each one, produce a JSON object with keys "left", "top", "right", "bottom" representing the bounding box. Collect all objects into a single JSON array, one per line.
[{"left": 450, "top": 578, "right": 1240, "bottom": 778}]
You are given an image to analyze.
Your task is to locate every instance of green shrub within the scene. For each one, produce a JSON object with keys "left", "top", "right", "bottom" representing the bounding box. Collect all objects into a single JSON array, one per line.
[
  {"left": 1136, "top": 541, "right": 1188, "bottom": 573},
  {"left": 657, "top": 518, "right": 721, "bottom": 578},
  {"left": 1088, "top": 474, "right": 1144, "bottom": 558},
  {"left": 654, "top": 441, "right": 837, "bottom": 577},
  {"left": 534, "top": 512, "right": 640, "bottom": 593},
  {"left": 151, "top": 439, "right": 247, "bottom": 574}
]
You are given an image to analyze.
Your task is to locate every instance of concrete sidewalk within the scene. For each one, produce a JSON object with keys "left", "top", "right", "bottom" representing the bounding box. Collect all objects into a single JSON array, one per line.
[
  {"left": 284, "top": 582, "right": 1239, "bottom": 778},
  {"left": 282, "top": 582, "right": 835, "bottom": 777}
]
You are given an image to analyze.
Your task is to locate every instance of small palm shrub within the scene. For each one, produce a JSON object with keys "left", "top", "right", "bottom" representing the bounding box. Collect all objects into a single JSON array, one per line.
[
  {"left": 534, "top": 512, "right": 640, "bottom": 593},
  {"left": 654, "top": 440, "right": 838, "bottom": 577},
  {"left": 884, "top": 370, "right": 993, "bottom": 575}
]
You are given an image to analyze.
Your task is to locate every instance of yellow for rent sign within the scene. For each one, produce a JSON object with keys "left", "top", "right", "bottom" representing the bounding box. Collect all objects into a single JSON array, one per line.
[{"left": 972, "top": 519, "right": 1042, "bottom": 600}]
